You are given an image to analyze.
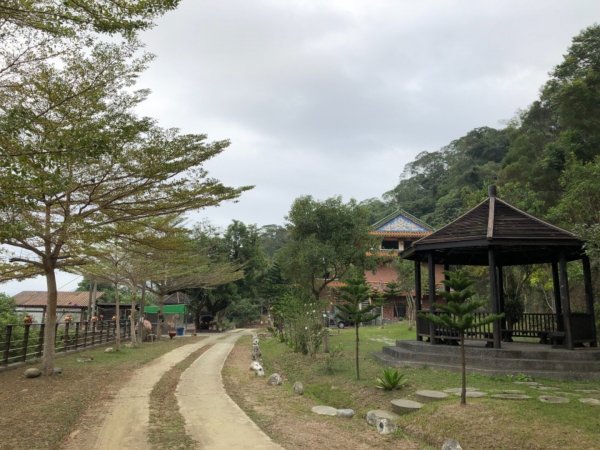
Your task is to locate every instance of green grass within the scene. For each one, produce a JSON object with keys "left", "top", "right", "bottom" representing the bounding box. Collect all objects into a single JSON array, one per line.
[{"left": 256, "top": 322, "right": 600, "bottom": 449}]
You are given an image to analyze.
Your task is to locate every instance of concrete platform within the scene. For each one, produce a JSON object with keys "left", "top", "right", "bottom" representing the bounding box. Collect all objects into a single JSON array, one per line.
[{"left": 374, "top": 340, "right": 600, "bottom": 380}]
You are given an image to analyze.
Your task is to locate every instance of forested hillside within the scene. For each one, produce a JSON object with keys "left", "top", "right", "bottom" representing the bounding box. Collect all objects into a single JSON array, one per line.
[{"left": 384, "top": 24, "right": 600, "bottom": 261}]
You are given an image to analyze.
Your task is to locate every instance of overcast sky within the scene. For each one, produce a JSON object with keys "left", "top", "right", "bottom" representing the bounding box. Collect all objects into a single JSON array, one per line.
[{"left": 3, "top": 1, "right": 600, "bottom": 295}]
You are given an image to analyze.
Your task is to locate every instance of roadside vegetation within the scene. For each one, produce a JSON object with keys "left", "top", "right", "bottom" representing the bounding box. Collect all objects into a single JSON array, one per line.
[
  {"left": 0, "top": 337, "right": 202, "bottom": 450},
  {"left": 223, "top": 323, "right": 600, "bottom": 450}
]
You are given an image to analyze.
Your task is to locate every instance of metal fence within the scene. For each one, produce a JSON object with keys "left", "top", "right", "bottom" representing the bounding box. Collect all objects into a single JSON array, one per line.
[{"left": 1, "top": 320, "right": 131, "bottom": 367}]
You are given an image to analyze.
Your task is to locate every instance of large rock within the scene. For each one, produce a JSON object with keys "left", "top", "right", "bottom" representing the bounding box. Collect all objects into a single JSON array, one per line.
[
  {"left": 312, "top": 405, "right": 338, "bottom": 416},
  {"left": 104, "top": 347, "right": 114, "bottom": 353},
  {"left": 24, "top": 368, "right": 41, "bottom": 378},
  {"left": 376, "top": 418, "right": 398, "bottom": 435},
  {"left": 293, "top": 381, "right": 304, "bottom": 395},
  {"left": 267, "top": 373, "right": 283, "bottom": 386},
  {"left": 249, "top": 361, "right": 262, "bottom": 371},
  {"left": 53, "top": 367, "right": 63, "bottom": 375},
  {"left": 441, "top": 439, "right": 463, "bottom": 450},
  {"left": 391, "top": 399, "right": 423, "bottom": 415},
  {"left": 366, "top": 409, "right": 400, "bottom": 426},
  {"left": 336, "top": 409, "right": 355, "bottom": 418}
]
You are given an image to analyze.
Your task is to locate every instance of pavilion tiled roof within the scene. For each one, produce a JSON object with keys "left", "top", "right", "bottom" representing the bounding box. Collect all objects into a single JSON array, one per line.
[
  {"left": 13, "top": 291, "right": 103, "bottom": 308},
  {"left": 402, "top": 186, "right": 584, "bottom": 265}
]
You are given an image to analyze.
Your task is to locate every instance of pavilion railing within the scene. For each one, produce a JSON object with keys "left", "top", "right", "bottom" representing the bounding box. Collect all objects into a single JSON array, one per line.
[
  {"left": 416, "top": 310, "right": 561, "bottom": 342},
  {"left": 1, "top": 320, "right": 130, "bottom": 367}
]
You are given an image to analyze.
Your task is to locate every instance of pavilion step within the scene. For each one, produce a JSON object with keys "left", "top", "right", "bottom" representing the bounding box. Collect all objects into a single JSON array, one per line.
[
  {"left": 374, "top": 352, "right": 600, "bottom": 381},
  {"left": 381, "top": 346, "right": 600, "bottom": 373},
  {"left": 394, "top": 340, "right": 600, "bottom": 362}
]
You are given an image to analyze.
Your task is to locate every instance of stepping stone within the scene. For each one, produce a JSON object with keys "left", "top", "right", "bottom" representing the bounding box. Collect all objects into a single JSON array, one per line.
[
  {"left": 496, "top": 390, "right": 525, "bottom": 394},
  {"left": 453, "top": 391, "right": 487, "bottom": 398},
  {"left": 366, "top": 409, "right": 400, "bottom": 426},
  {"left": 579, "top": 398, "right": 600, "bottom": 406},
  {"left": 513, "top": 381, "right": 540, "bottom": 386},
  {"left": 491, "top": 393, "right": 531, "bottom": 400},
  {"left": 311, "top": 405, "right": 338, "bottom": 416},
  {"left": 534, "top": 386, "right": 559, "bottom": 391},
  {"left": 415, "top": 390, "right": 449, "bottom": 402},
  {"left": 538, "top": 396, "right": 569, "bottom": 404},
  {"left": 575, "top": 389, "right": 600, "bottom": 394},
  {"left": 391, "top": 399, "right": 423, "bottom": 414},
  {"left": 443, "top": 387, "right": 479, "bottom": 394}
]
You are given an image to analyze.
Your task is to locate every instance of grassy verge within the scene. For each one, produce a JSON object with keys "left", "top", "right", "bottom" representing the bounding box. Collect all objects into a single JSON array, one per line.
[
  {"left": 148, "top": 344, "right": 213, "bottom": 449},
  {"left": 224, "top": 323, "right": 600, "bottom": 450},
  {"left": 0, "top": 337, "right": 204, "bottom": 450}
]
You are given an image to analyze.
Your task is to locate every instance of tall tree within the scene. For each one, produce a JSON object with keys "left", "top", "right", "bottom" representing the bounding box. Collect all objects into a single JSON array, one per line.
[
  {"left": 279, "top": 196, "right": 374, "bottom": 301},
  {"left": 0, "top": 43, "right": 250, "bottom": 375}
]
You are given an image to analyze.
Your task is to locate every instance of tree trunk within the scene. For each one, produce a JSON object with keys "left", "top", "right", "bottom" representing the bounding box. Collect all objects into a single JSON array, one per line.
[
  {"left": 115, "top": 282, "right": 121, "bottom": 351},
  {"left": 158, "top": 294, "right": 166, "bottom": 338},
  {"left": 355, "top": 323, "right": 360, "bottom": 380},
  {"left": 130, "top": 287, "right": 138, "bottom": 347},
  {"left": 139, "top": 284, "right": 147, "bottom": 342},
  {"left": 460, "top": 333, "right": 466, "bottom": 406},
  {"left": 42, "top": 265, "right": 58, "bottom": 376}
]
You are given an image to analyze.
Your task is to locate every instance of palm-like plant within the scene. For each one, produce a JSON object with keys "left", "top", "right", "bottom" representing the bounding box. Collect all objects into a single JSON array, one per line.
[
  {"left": 375, "top": 368, "right": 407, "bottom": 390},
  {"left": 336, "top": 276, "right": 380, "bottom": 380},
  {"left": 423, "top": 270, "right": 503, "bottom": 405}
]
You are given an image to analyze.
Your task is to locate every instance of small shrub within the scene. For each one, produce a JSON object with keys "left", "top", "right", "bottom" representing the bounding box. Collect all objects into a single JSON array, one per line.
[
  {"left": 323, "top": 344, "right": 344, "bottom": 374},
  {"left": 512, "top": 373, "right": 534, "bottom": 382},
  {"left": 375, "top": 368, "right": 407, "bottom": 391}
]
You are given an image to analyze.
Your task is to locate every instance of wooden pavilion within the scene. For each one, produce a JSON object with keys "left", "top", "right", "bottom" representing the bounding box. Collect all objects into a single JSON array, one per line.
[{"left": 401, "top": 186, "right": 598, "bottom": 350}]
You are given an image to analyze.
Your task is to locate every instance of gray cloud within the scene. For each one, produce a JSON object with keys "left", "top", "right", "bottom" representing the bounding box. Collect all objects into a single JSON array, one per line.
[{"left": 68, "top": 3, "right": 600, "bottom": 228}]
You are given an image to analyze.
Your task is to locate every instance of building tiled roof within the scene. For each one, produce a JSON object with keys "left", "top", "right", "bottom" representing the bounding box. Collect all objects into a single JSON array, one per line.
[
  {"left": 13, "top": 291, "right": 103, "bottom": 308},
  {"left": 370, "top": 209, "right": 433, "bottom": 237}
]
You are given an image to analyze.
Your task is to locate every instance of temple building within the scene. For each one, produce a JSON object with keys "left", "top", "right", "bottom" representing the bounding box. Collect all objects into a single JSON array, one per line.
[{"left": 366, "top": 210, "right": 443, "bottom": 320}]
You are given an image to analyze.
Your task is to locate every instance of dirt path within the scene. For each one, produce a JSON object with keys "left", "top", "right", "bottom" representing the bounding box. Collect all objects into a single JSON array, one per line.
[
  {"left": 176, "top": 332, "right": 283, "bottom": 449},
  {"left": 63, "top": 330, "right": 274, "bottom": 450}
]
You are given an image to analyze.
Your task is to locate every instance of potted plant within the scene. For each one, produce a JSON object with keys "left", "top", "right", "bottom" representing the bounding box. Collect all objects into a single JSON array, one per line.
[{"left": 23, "top": 314, "right": 33, "bottom": 325}]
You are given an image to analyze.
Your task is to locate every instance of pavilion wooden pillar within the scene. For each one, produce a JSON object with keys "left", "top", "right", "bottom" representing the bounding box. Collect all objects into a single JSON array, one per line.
[
  {"left": 443, "top": 263, "right": 450, "bottom": 292},
  {"left": 551, "top": 261, "right": 563, "bottom": 331},
  {"left": 428, "top": 253, "right": 436, "bottom": 344},
  {"left": 582, "top": 256, "right": 598, "bottom": 346},
  {"left": 414, "top": 260, "right": 422, "bottom": 341},
  {"left": 558, "top": 254, "right": 574, "bottom": 350},
  {"left": 497, "top": 265, "right": 506, "bottom": 339},
  {"left": 488, "top": 248, "right": 502, "bottom": 349}
]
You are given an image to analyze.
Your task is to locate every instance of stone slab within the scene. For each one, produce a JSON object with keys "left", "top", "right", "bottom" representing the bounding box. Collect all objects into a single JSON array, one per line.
[
  {"left": 579, "top": 398, "right": 600, "bottom": 406},
  {"left": 452, "top": 391, "right": 487, "bottom": 398},
  {"left": 538, "top": 396, "right": 569, "bottom": 404},
  {"left": 311, "top": 406, "right": 338, "bottom": 416},
  {"left": 415, "top": 390, "right": 449, "bottom": 402},
  {"left": 391, "top": 399, "right": 423, "bottom": 414},
  {"left": 443, "top": 387, "right": 479, "bottom": 394},
  {"left": 491, "top": 393, "right": 531, "bottom": 400}
]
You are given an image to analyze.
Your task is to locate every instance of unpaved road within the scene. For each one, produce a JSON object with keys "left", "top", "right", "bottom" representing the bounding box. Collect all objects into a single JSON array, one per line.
[
  {"left": 63, "top": 330, "right": 280, "bottom": 449},
  {"left": 177, "top": 332, "right": 282, "bottom": 449}
]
